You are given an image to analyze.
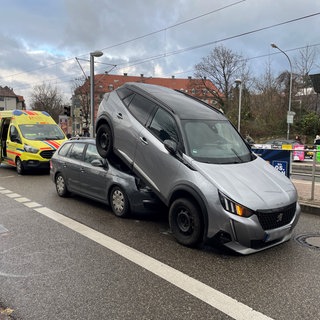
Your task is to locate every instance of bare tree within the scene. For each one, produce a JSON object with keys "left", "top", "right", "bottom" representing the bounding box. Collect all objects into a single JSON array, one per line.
[
  {"left": 252, "top": 61, "right": 286, "bottom": 137},
  {"left": 31, "top": 83, "right": 65, "bottom": 123},
  {"left": 194, "top": 45, "right": 249, "bottom": 113},
  {"left": 294, "top": 45, "right": 318, "bottom": 114}
]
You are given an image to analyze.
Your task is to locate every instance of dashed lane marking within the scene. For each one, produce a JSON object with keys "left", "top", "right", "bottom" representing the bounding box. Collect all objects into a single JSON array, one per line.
[{"left": 0, "top": 186, "right": 273, "bottom": 320}]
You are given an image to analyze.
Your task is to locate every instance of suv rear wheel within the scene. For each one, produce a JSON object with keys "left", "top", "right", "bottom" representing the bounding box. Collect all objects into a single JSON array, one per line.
[
  {"left": 96, "top": 123, "right": 113, "bottom": 158},
  {"left": 169, "top": 198, "right": 204, "bottom": 247}
]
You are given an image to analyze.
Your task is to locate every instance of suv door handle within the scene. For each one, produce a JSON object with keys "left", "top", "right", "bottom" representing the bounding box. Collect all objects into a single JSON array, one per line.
[{"left": 139, "top": 137, "right": 148, "bottom": 145}]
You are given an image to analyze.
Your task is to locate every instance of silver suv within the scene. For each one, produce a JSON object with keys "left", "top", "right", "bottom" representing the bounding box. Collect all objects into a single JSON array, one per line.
[{"left": 96, "top": 83, "right": 300, "bottom": 254}]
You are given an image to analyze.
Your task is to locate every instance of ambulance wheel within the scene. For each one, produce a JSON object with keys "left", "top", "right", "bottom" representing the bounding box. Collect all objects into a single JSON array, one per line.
[
  {"left": 55, "top": 173, "right": 69, "bottom": 197},
  {"left": 96, "top": 124, "right": 113, "bottom": 158},
  {"left": 16, "top": 157, "right": 25, "bottom": 175}
]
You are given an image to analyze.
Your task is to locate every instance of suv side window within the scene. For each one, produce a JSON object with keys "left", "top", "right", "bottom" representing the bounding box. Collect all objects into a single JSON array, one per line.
[
  {"left": 69, "top": 143, "right": 86, "bottom": 161},
  {"left": 149, "top": 108, "right": 179, "bottom": 142},
  {"left": 127, "top": 94, "right": 157, "bottom": 125},
  {"left": 117, "top": 87, "right": 133, "bottom": 100}
]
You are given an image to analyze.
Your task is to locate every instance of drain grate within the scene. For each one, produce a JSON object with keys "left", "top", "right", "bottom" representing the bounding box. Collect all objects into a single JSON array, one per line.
[{"left": 295, "top": 233, "right": 320, "bottom": 250}]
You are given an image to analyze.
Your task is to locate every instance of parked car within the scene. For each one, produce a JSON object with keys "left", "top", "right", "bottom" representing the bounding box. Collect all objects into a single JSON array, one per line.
[
  {"left": 263, "top": 138, "right": 296, "bottom": 149},
  {"left": 95, "top": 83, "right": 301, "bottom": 255},
  {"left": 50, "top": 138, "right": 159, "bottom": 217}
]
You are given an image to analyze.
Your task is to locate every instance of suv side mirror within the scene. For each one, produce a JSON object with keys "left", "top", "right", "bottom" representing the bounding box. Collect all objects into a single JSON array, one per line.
[{"left": 164, "top": 139, "right": 178, "bottom": 154}]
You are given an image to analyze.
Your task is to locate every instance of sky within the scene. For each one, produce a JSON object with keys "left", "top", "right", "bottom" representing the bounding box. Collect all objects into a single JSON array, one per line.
[{"left": 1, "top": 0, "right": 320, "bottom": 107}]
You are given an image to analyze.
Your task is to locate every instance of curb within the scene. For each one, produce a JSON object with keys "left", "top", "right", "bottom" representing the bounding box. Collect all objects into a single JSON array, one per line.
[{"left": 299, "top": 202, "right": 320, "bottom": 216}]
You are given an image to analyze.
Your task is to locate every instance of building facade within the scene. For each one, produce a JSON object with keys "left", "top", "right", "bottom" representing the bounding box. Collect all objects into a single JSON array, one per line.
[
  {"left": 0, "top": 86, "right": 26, "bottom": 110},
  {"left": 73, "top": 74, "right": 221, "bottom": 135}
]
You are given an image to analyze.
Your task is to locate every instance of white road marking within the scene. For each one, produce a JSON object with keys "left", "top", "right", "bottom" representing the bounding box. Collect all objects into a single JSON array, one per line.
[
  {"left": 6, "top": 193, "right": 21, "bottom": 198},
  {"left": 14, "top": 197, "right": 30, "bottom": 203},
  {"left": 0, "top": 189, "right": 12, "bottom": 194},
  {"left": 24, "top": 201, "right": 42, "bottom": 208},
  {"left": 0, "top": 187, "right": 273, "bottom": 320}
]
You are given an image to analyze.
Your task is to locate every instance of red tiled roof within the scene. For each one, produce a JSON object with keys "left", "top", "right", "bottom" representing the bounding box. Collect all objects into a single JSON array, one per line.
[
  {"left": 16, "top": 95, "right": 25, "bottom": 102},
  {"left": 76, "top": 74, "right": 221, "bottom": 99},
  {"left": 94, "top": 74, "right": 219, "bottom": 95},
  {"left": 0, "top": 86, "right": 16, "bottom": 97}
]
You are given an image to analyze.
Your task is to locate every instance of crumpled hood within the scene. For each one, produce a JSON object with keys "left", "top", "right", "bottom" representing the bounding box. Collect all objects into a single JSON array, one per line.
[{"left": 189, "top": 156, "right": 297, "bottom": 210}]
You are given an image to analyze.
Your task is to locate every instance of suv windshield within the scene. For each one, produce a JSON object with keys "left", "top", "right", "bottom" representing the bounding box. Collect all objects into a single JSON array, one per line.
[
  {"left": 182, "top": 119, "right": 252, "bottom": 164},
  {"left": 19, "top": 124, "right": 65, "bottom": 141}
]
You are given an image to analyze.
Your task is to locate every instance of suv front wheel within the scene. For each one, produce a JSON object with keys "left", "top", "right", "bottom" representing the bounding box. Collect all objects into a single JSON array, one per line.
[
  {"left": 169, "top": 198, "right": 204, "bottom": 247},
  {"left": 96, "top": 123, "right": 113, "bottom": 158}
]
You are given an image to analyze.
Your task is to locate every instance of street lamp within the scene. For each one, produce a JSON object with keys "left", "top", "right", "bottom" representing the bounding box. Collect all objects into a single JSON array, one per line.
[
  {"left": 235, "top": 79, "right": 242, "bottom": 133},
  {"left": 90, "top": 50, "right": 103, "bottom": 137},
  {"left": 271, "top": 43, "right": 293, "bottom": 140}
]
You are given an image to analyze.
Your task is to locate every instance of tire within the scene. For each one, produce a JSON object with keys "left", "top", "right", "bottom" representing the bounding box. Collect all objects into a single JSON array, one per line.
[
  {"left": 96, "top": 124, "right": 113, "bottom": 158},
  {"left": 55, "top": 173, "right": 69, "bottom": 197},
  {"left": 109, "top": 186, "right": 130, "bottom": 218},
  {"left": 16, "top": 157, "right": 25, "bottom": 175},
  {"left": 169, "top": 198, "right": 204, "bottom": 247}
]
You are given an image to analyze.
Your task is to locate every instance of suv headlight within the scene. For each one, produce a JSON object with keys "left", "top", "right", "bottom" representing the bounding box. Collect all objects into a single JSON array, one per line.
[
  {"left": 219, "top": 191, "right": 254, "bottom": 217},
  {"left": 24, "top": 144, "right": 39, "bottom": 154}
]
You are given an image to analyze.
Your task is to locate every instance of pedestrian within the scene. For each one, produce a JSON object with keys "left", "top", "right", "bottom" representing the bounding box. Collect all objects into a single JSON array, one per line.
[{"left": 295, "top": 135, "right": 302, "bottom": 144}]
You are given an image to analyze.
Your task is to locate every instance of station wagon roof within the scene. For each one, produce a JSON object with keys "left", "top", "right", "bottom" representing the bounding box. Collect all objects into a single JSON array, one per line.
[{"left": 123, "top": 82, "right": 226, "bottom": 121}]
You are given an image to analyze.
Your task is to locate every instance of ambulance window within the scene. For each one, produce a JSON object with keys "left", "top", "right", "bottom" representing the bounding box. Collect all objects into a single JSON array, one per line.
[{"left": 10, "top": 126, "right": 21, "bottom": 143}]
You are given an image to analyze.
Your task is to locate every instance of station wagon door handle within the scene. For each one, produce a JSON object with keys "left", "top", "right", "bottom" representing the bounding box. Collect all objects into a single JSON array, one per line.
[
  {"left": 117, "top": 113, "right": 123, "bottom": 119},
  {"left": 139, "top": 137, "right": 148, "bottom": 145}
]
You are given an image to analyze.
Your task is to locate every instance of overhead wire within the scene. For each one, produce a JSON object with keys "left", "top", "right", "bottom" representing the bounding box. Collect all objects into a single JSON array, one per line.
[
  {"left": 4, "top": 5, "right": 320, "bottom": 94},
  {"left": 3, "top": 0, "right": 246, "bottom": 81}
]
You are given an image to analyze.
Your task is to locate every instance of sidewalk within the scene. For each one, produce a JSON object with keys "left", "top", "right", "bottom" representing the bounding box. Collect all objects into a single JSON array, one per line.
[{"left": 292, "top": 179, "right": 320, "bottom": 216}]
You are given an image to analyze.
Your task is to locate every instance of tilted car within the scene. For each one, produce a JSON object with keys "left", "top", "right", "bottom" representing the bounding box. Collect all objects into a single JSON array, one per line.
[
  {"left": 95, "top": 82, "right": 301, "bottom": 254},
  {"left": 50, "top": 138, "right": 159, "bottom": 217}
]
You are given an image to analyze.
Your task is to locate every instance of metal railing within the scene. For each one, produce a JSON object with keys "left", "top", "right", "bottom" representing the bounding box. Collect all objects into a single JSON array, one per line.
[{"left": 290, "top": 149, "right": 320, "bottom": 200}]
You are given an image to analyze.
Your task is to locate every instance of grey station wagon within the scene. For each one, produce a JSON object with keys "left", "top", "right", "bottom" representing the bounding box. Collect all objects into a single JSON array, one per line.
[
  {"left": 50, "top": 138, "right": 159, "bottom": 217},
  {"left": 95, "top": 82, "right": 301, "bottom": 254}
]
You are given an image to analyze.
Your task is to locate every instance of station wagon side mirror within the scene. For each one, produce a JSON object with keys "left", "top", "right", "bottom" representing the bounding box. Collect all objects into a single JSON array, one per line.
[
  {"left": 91, "top": 159, "right": 108, "bottom": 169},
  {"left": 164, "top": 139, "right": 178, "bottom": 155}
]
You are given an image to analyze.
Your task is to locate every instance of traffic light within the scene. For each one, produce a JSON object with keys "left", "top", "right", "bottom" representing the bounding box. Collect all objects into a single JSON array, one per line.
[{"left": 64, "top": 106, "right": 71, "bottom": 116}]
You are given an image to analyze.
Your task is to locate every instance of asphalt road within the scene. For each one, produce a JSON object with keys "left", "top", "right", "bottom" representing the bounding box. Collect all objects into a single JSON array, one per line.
[{"left": 0, "top": 164, "right": 319, "bottom": 320}]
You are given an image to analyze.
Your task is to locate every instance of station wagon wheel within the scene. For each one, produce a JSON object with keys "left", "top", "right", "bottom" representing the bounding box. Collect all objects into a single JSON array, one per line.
[
  {"left": 55, "top": 173, "right": 69, "bottom": 197},
  {"left": 110, "top": 186, "right": 130, "bottom": 218},
  {"left": 169, "top": 198, "right": 204, "bottom": 247},
  {"left": 16, "top": 157, "right": 25, "bottom": 175},
  {"left": 96, "top": 124, "right": 113, "bottom": 158}
]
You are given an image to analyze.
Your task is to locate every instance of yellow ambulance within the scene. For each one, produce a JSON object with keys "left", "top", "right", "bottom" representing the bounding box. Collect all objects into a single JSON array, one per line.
[{"left": 0, "top": 110, "right": 67, "bottom": 174}]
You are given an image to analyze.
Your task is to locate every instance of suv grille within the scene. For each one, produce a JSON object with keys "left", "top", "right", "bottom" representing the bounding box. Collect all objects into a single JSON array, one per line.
[
  {"left": 256, "top": 203, "right": 296, "bottom": 230},
  {"left": 40, "top": 150, "right": 55, "bottom": 159}
]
